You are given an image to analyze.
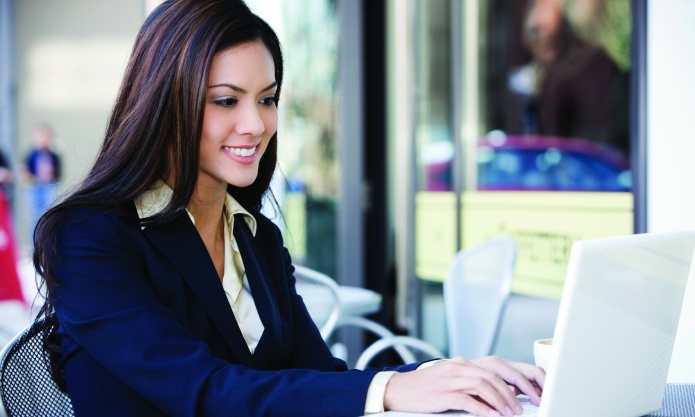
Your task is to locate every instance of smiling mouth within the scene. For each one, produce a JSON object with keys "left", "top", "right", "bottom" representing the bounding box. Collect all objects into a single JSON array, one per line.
[{"left": 223, "top": 146, "right": 256, "bottom": 157}]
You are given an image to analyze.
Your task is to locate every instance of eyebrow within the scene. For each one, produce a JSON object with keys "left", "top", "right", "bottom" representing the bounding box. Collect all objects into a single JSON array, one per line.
[{"left": 208, "top": 81, "right": 278, "bottom": 94}]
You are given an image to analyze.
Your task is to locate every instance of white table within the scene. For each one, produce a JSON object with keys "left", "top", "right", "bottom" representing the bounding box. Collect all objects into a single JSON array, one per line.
[{"left": 338, "top": 286, "right": 382, "bottom": 318}]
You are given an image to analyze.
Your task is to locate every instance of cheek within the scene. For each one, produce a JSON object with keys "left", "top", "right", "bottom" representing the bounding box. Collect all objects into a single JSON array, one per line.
[
  {"left": 264, "top": 112, "right": 278, "bottom": 138},
  {"left": 199, "top": 127, "right": 218, "bottom": 157},
  {"left": 201, "top": 114, "right": 223, "bottom": 143},
  {"left": 260, "top": 111, "right": 278, "bottom": 149}
]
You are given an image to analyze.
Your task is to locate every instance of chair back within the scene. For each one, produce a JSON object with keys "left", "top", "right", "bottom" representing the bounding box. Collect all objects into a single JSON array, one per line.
[
  {"left": 444, "top": 236, "right": 517, "bottom": 359},
  {"left": 355, "top": 335, "right": 446, "bottom": 370},
  {"left": 0, "top": 316, "right": 74, "bottom": 417},
  {"left": 293, "top": 265, "right": 341, "bottom": 340},
  {"left": 335, "top": 315, "right": 420, "bottom": 366}
]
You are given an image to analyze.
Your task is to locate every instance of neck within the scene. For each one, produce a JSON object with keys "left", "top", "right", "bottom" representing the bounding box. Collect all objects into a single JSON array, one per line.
[
  {"left": 188, "top": 183, "right": 227, "bottom": 281},
  {"left": 187, "top": 183, "right": 227, "bottom": 242}
]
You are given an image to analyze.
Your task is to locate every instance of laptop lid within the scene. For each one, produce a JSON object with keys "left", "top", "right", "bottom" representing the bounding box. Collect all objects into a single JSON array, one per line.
[{"left": 539, "top": 230, "right": 695, "bottom": 417}]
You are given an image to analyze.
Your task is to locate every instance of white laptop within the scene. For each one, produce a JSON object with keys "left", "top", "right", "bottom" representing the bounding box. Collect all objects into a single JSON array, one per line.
[{"left": 372, "top": 230, "right": 695, "bottom": 417}]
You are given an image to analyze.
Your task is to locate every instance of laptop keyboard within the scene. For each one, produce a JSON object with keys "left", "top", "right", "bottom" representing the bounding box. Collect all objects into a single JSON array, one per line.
[{"left": 518, "top": 396, "right": 540, "bottom": 416}]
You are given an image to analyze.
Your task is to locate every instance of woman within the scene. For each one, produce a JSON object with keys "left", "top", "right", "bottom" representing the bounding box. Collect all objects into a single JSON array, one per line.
[{"left": 34, "top": 1, "right": 544, "bottom": 416}]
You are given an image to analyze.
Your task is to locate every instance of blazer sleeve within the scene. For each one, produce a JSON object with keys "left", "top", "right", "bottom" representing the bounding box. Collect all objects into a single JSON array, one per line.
[{"left": 51, "top": 209, "right": 383, "bottom": 417}]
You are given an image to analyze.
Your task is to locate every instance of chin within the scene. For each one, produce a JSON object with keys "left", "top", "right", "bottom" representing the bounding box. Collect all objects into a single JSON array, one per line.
[
  {"left": 229, "top": 181, "right": 255, "bottom": 189},
  {"left": 218, "top": 164, "right": 261, "bottom": 189},
  {"left": 227, "top": 174, "right": 259, "bottom": 188}
]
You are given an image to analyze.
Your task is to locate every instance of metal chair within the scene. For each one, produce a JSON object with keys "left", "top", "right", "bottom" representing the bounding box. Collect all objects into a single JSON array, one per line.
[
  {"left": 444, "top": 236, "right": 517, "bottom": 359},
  {"left": 293, "top": 265, "right": 442, "bottom": 368},
  {"left": 355, "top": 335, "right": 446, "bottom": 370},
  {"left": 356, "top": 237, "right": 517, "bottom": 366},
  {"left": 0, "top": 315, "right": 74, "bottom": 417},
  {"left": 334, "top": 315, "right": 430, "bottom": 367},
  {"left": 293, "top": 265, "right": 342, "bottom": 340}
]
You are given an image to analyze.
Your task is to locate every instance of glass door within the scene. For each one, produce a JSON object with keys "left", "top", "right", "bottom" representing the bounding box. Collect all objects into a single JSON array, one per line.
[
  {"left": 409, "top": 0, "right": 634, "bottom": 358},
  {"left": 247, "top": 0, "right": 340, "bottom": 278}
]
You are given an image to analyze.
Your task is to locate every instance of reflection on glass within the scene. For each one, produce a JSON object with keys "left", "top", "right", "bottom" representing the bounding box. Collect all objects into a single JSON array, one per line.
[
  {"left": 488, "top": 0, "right": 631, "bottom": 190},
  {"left": 477, "top": 134, "right": 631, "bottom": 191},
  {"left": 246, "top": 0, "right": 339, "bottom": 276},
  {"left": 416, "top": 0, "right": 453, "bottom": 193},
  {"left": 412, "top": 0, "right": 634, "bottom": 353},
  {"left": 414, "top": 0, "right": 453, "bottom": 349}
]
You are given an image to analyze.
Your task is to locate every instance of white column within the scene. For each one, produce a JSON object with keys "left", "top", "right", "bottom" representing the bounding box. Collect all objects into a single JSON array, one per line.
[{"left": 647, "top": 0, "right": 695, "bottom": 383}]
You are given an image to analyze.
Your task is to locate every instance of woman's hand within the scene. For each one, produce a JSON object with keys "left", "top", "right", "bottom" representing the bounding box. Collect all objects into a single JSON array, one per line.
[{"left": 382, "top": 356, "right": 545, "bottom": 416}]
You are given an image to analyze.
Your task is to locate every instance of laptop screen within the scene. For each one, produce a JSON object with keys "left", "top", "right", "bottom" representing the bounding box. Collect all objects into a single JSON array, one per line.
[{"left": 539, "top": 231, "right": 695, "bottom": 417}]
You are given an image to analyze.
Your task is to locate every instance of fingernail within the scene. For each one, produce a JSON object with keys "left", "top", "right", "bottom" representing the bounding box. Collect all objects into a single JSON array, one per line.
[
  {"left": 489, "top": 409, "right": 500, "bottom": 417},
  {"left": 505, "top": 406, "right": 514, "bottom": 416}
]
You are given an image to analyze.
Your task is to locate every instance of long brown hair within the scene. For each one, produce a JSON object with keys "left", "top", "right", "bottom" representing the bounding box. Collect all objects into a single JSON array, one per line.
[{"left": 34, "top": 0, "right": 283, "bottom": 319}]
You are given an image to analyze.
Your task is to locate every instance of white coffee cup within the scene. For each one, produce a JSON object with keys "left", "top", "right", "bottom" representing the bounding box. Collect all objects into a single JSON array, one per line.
[{"left": 533, "top": 338, "right": 553, "bottom": 372}]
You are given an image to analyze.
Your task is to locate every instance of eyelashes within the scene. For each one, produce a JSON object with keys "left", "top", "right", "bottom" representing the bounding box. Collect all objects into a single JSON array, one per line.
[
  {"left": 212, "top": 95, "right": 277, "bottom": 108},
  {"left": 213, "top": 97, "right": 237, "bottom": 107},
  {"left": 259, "top": 96, "right": 278, "bottom": 106}
]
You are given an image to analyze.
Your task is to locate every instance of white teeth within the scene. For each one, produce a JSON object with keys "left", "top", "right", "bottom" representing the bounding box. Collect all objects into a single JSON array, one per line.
[{"left": 225, "top": 146, "right": 256, "bottom": 157}]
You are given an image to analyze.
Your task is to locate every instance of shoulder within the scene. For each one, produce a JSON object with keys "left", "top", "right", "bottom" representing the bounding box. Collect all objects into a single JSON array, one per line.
[
  {"left": 247, "top": 206, "right": 279, "bottom": 232},
  {"left": 55, "top": 203, "right": 140, "bottom": 239},
  {"left": 48, "top": 203, "right": 153, "bottom": 270},
  {"left": 249, "top": 209, "right": 284, "bottom": 240},
  {"left": 246, "top": 209, "right": 292, "bottom": 263}
]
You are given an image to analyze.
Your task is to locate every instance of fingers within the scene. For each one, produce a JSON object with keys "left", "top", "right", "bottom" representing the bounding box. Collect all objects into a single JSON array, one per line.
[
  {"left": 432, "top": 360, "right": 523, "bottom": 416},
  {"left": 460, "top": 378, "right": 522, "bottom": 416},
  {"left": 506, "top": 360, "right": 546, "bottom": 390},
  {"left": 500, "top": 360, "right": 545, "bottom": 406},
  {"left": 472, "top": 356, "right": 546, "bottom": 407},
  {"left": 384, "top": 357, "right": 543, "bottom": 416},
  {"left": 445, "top": 392, "right": 507, "bottom": 417}
]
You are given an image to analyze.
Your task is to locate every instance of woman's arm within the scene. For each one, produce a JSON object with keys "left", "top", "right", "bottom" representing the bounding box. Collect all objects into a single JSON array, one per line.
[{"left": 383, "top": 356, "right": 545, "bottom": 416}]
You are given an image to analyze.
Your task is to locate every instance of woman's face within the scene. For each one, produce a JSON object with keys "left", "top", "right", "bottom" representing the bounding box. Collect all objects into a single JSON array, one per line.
[{"left": 198, "top": 41, "right": 278, "bottom": 191}]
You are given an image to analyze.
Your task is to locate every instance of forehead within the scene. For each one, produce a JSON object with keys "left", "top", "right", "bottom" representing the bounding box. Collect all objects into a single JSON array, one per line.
[{"left": 209, "top": 41, "right": 275, "bottom": 83}]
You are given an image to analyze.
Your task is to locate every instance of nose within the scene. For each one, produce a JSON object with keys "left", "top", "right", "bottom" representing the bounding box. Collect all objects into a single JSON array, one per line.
[{"left": 236, "top": 103, "right": 266, "bottom": 137}]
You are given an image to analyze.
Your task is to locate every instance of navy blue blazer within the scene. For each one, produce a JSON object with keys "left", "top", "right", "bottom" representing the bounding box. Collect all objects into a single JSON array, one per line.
[{"left": 51, "top": 202, "right": 419, "bottom": 417}]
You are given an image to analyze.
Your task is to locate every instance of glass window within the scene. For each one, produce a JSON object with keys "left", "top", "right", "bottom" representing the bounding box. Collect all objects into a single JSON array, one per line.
[
  {"left": 411, "top": 0, "right": 634, "bottom": 358},
  {"left": 465, "top": 0, "right": 633, "bottom": 300},
  {"left": 481, "top": 0, "right": 631, "bottom": 191},
  {"left": 413, "top": 0, "right": 453, "bottom": 350},
  {"left": 415, "top": 0, "right": 453, "bottom": 193},
  {"left": 247, "top": 0, "right": 340, "bottom": 277}
]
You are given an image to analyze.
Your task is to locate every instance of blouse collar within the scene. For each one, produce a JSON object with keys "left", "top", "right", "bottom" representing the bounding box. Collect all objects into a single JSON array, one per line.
[{"left": 134, "top": 180, "right": 256, "bottom": 236}]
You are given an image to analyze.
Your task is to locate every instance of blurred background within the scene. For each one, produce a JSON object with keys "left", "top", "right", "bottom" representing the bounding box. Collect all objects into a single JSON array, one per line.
[{"left": 1, "top": 0, "right": 694, "bottom": 379}]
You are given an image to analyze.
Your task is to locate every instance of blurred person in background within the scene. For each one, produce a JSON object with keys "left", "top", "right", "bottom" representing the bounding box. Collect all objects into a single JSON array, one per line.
[
  {"left": 32, "top": 1, "right": 544, "bottom": 416},
  {"left": 21, "top": 122, "right": 62, "bottom": 242},
  {"left": 510, "top": 0, "right": 630, "bottom": 155},
  {"left": 0, "top": 150, "right": 11, "bottom": 189}
]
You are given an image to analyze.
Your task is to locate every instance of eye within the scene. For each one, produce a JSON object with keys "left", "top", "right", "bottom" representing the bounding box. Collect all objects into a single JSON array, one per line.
[
  {"left": 259, "top": 96, "right": 277, "bottom": 107},
  {"left": 213, "top": 97, "right": 237, "bottom": 107}
]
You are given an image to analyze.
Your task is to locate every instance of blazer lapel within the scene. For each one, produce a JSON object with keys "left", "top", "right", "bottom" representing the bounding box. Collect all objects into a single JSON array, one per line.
[
  {"left": 233, "top": 219, "right": 281, "bottom": 366},
  {"left": 141, "top": 211, "right": 254, "bottom": 366}
]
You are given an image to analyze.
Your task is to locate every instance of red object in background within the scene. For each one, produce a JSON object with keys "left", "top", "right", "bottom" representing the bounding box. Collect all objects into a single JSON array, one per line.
[{"left": 0, "top": 191, "right": 24, "bottom": 302}]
